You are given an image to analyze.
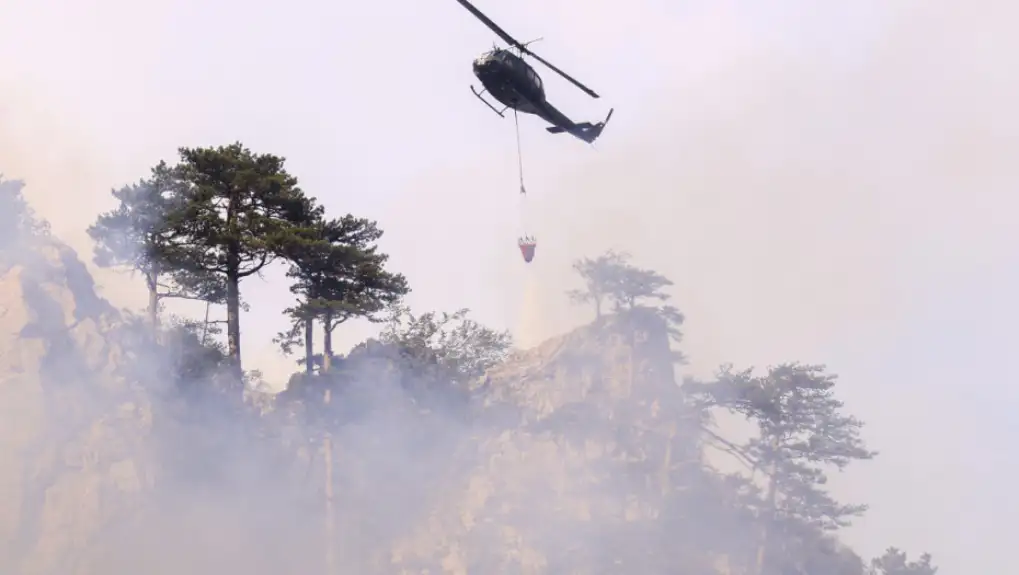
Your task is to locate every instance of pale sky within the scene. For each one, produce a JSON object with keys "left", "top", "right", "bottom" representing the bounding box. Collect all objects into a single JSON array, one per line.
[{"left": 1, "top": 0, "right": 1016, "bottom": 571}]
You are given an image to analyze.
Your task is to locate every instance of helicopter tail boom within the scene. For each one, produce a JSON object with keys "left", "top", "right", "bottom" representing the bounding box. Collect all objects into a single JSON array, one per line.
[{"left": 547, "top": 108, "right": 614, "bottom": 143}]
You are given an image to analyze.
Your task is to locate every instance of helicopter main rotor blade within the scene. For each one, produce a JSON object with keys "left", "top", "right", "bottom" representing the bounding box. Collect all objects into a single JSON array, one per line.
[
  {"left": 454, "top": 0, "right": 525, "bottom": 50},
  {"left": 522, "top": 49, "right": 600, "bottom": 99},
  {"left": 453, "top": 0, "right": 602, "bottom": 99}
]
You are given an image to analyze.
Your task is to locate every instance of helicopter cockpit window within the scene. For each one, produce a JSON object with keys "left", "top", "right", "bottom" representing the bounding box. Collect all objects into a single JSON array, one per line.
[{"left": 526, "top": 68, "right": 541, "bottom": 88}]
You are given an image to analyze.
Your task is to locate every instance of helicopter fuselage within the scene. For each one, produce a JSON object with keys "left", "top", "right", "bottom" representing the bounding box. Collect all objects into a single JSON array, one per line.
[
  {"left": 468, "top": 47, "right": 612, "bottom": 144},
  {"left": 472, "top": 49, "right": 545, "bottom": 115},
  {"left": 455, "top": 0, "right": 611, "bottom": 144}
]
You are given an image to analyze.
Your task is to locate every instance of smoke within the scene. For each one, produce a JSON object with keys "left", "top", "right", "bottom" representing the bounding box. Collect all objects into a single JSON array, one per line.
[
  {"left": 0, "top": 170, "right": 676, "bottom": 573},
  {"left": 514, "top": 271, "right": 544, "bottom": 350},
  {"left": 2, "top": 0, "right": 1015, "bottom": 571},
  {"left": 512, "top": 1, "right": 1018, "bottom": 571}
]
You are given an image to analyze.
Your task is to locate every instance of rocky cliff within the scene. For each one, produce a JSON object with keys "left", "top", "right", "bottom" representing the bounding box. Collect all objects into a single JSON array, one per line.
[
  {"left": 0, "top": 237, "right": 153, "bottom": 574},
  {"left": 0, "top": 234, "right": 700, "bottom": 574},
  {"left": 387, "top": 313, "right": 698, "bottom": 573}
]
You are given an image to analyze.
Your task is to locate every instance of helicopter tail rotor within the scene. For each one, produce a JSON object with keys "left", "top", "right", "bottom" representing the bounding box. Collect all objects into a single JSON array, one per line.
[{"left": 547, "top": 108, "right": 614, "bottom": 143}]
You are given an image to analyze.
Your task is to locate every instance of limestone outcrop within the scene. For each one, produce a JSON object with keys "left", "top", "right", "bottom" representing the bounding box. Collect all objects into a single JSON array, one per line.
[
  {"left": 387, "top": 313, "right": 697, "bottom": 573},
  {"left": 0, "top": 232, "right": 695, "bottom": 574},
  {"left": 0, "top": 237, "right": 153, "bottom": 574}
]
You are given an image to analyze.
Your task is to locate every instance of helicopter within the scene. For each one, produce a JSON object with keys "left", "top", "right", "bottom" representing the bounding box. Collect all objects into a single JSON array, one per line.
[{"left": 455, "top": 0, "right": 613, "bottom": 144}]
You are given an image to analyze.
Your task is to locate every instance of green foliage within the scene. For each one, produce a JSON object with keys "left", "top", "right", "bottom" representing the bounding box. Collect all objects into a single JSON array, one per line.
[
  {"left": 687, "top": 363, "right": 876, "bottom": 531},
  {"left": 164, "top": 142, "right": 319, "bottom": 373},
  {"left": 274, "top": 306, "right": 316, "bottom": 361},
  {"left": 277, "top": 214, "right": 409, "bottom": 369},
  {"left": 870, "top": 548, "right": 938, "bottom": 575},
  {"left": 88, "top": 142, "right": 407, "bottom": 383},
  {"left": 568, "top": 250, "right": 684, "bottom": 342},
  {"left": 88, "top": 164, "right": 226, "bottom": 328},
  {"left": 89, "top": 164, "right": 178, "bottom": 277},
  {"left": 168, "top": 142, "right": 316, "bottom": 280},
  {"left": 566, "top": 249, "right": 628, "bottom": 317},
  {"left": 683, "top": 363, "right": 876, "bottom": 574},
  {"left": 377, "top": 304, "right": 512, "bottom": 385},
  {"left": 63, "top": 135, "right": 945, "bottom": 574},
  {"left": 161, "top": 314, "right": 230, "bottom": 388},
  {"left": 568, "top": 249, "right": 672, "bottom": 310},
  {"left": 109, "top": 310, "right": 228, "bottom": 392}
]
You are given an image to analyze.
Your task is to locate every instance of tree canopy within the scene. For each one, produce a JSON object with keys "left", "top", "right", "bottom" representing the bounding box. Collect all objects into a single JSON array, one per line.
[
  {"left": 870, "top": 548, "right": 938, "bottom": 575},
  {"left": 66, "top": 141, "right": 945, "bottom": 575},
  {"left": 88, "top": 162, "right": 225, "bottom": 329},
  {"left": 569, "top": 249, "right": 685, "bottom": 351},
  {"left": 377, "top": 304, "right": 512, "bottom": 386},
  {"left": 161, "top": 143, "right": 318, "bottom": 375},
  {"left": 86, "top": 142, "right": 410, "bottom": 382},
  {"left": 278, "top": 214, "right": 409, "bottom": 373},
  {"left": 685, "top": 362, "right": 878, "bottom": 573}
]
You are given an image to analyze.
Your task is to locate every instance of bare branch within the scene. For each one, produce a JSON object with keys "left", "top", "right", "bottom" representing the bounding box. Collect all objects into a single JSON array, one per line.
[{"left": 701, "top": 426, "right": 758, "bottom": 471}]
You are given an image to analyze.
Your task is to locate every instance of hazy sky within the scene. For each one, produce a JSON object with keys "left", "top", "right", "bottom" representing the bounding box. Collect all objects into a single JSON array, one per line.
[{"left": 1, "top": 0, "right": 1016, "bottom": 571}]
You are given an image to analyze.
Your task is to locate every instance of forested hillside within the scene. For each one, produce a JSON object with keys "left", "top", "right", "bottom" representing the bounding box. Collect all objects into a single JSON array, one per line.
[{"left": 0, "top": 150, "right": 940, "bottom": 574}]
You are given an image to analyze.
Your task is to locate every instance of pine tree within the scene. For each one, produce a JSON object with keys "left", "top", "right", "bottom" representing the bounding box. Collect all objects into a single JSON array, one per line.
[
  {"left": 566, "top": 249, "right": 628, "bottom": 318},
  {"left": 686, "top": 363, "right": 876, "bottom": 574},
  {"left": 275, "top": 303, "right": 320, "bottom": 375},
  {"left": 568, "top": 250, "right": 684, "bottom": 343},
  {"left": 88, "top": 162, "right": 224, "bottom": 330},
  {"left": 870, "top": 548, "right": 937, "bottom": 575},
  {"left": 167, "top": 142, "right": 319, "bottom": 378},
  {"left": 315, "top": 216, "right": 408, "bottom": 372},
  {"left": 278, "top": 215, "right": 409, "bottom": 373}
]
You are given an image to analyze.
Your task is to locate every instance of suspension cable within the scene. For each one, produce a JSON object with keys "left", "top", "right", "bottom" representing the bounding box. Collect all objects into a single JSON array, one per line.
[{"left": 514, "top": 108, "right": 526, "bottom": 195}]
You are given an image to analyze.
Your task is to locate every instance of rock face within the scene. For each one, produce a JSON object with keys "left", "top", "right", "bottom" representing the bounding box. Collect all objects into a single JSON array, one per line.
[
  {"left": 387, "top": 313, "right": 696, "bottom": 573},
  {"left": 0, "top": 237, "right": 153, "bottom": 574},
  {"left": 0, "top": 231, "right": 695, "bottom": 574}
]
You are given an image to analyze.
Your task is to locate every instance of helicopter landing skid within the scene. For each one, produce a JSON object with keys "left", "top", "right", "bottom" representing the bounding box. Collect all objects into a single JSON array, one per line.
[{"left": 470, "top": 85, "right": 508, "bottom": 118}]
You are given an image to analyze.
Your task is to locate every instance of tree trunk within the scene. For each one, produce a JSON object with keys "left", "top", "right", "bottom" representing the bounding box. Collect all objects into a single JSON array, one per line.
[
  {"left": 660, "top": 423, "right": 676, "bottom": 496},
  {"left": 323, "top": 387, "right": 335, "bottom": 573},
  {"left": 322, "top": 310, "right": 333, "bottom": 373},
  {"left": 755, "top": 452, "right": 780, "bottom": 575},
  {"left": 304, "top": 316, "right": 315, "bottom": 375},
  {"left": 224, "top": 196, "right": 243, "bottom": 382},
  {"left": 145, "top": 265, "right": 160, "bottom": 333},
  {"left": 225, "top": 266, "right": 242, "bottom": 380}
]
